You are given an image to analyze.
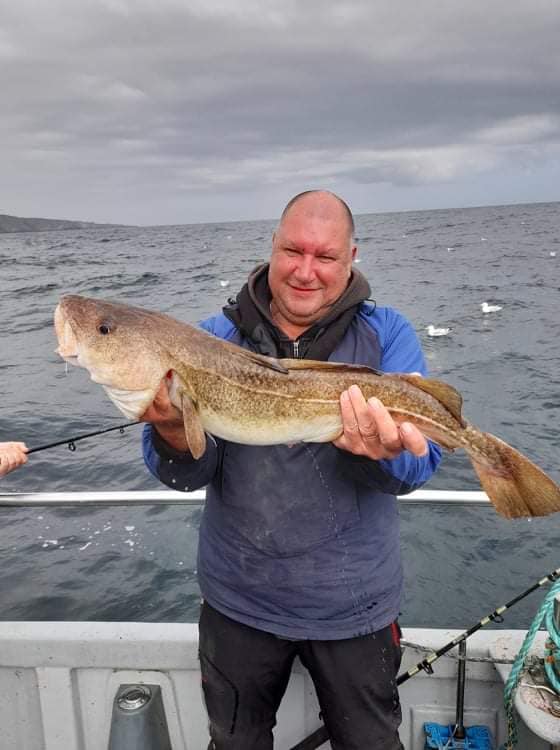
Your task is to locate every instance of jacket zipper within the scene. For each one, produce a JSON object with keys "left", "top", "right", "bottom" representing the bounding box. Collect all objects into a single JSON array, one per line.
[{"left": 293, "top": 340, "right": 299, "bottom": 358}]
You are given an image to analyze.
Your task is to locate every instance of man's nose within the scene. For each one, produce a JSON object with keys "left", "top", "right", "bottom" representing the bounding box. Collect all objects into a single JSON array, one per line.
[{"left": 294, "top": 253, "right": 315, "bottom": 282}]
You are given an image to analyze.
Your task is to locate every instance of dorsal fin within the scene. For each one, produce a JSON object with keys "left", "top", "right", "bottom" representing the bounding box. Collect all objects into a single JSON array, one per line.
[
  {"left": 233, "top": 348, "right": 290, "bottom": 374},
  {"left": 394, "top": 373, "right": 465, "bottom": 425},
  {"left": 279, "top": 358, "right": 383, "bottom": 375}
]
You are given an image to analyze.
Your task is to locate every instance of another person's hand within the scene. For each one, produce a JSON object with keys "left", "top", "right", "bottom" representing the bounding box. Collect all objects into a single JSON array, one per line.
[
  {"left": 333, "top": 384, "right": 428, "bottom": 460},
  {"left": 140, "top": 377, "right": 189, "bottom": 452},
  {"left": 0, "top": 442, "right": 29, "bottom": 477}
]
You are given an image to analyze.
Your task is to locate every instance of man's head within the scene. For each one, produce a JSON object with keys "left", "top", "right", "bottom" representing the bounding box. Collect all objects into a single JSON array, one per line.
[{"left": 268, "top": 190, "right": 357, "bottom": 338}]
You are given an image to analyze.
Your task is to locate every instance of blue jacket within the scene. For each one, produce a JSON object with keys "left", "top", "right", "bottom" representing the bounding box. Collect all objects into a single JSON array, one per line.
[{"left": 143, "top": 302, "right": 442, "bottom": 639}]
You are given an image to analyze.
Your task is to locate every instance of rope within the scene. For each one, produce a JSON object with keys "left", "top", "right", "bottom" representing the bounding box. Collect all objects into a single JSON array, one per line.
[
  {"left": 544, "top": 605, "right": 560, "bottom": 693},
  {"left": 500, "top": 577, "right": 560, "bottom": 750}
]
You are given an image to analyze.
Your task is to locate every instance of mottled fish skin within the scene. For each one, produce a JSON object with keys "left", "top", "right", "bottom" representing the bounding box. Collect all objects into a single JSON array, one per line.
[{"left": 54, "top": 295, "right": 560, "bottom": 519}]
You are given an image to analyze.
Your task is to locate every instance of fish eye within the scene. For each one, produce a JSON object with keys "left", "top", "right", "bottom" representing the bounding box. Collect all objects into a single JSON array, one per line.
[{"left": 98, "top": 323, "right": 111, "bottom": 335}]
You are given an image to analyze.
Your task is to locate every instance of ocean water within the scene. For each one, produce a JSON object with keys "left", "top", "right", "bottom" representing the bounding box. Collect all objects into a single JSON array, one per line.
[{"left": 0, "top": 201, "right": 559, "bottom": 628}]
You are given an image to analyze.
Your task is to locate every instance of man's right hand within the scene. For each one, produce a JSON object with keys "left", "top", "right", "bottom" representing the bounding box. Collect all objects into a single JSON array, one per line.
[{"left": 140, "top": 377, "right": 190, "bottom": 453}]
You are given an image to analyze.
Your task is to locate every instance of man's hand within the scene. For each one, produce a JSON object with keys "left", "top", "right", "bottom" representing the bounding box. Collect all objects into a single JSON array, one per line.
[
  {"left": 0, "top": 442, "right": 29, "bottom": 477},
  {"left": 332, "top": 384, "right": 428, "bottom": 460},
  {"left": 140, "top": 378, "right": 189, "bottom": 453}
]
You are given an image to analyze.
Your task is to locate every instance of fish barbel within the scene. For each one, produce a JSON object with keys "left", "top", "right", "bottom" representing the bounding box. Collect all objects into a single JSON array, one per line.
[{"left": 54, "top": 294, "right": 560, "bottom": 519}]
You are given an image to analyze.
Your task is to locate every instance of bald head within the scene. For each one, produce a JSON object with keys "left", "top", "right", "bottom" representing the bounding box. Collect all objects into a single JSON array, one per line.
[
  {"left": 268, "top": 189, "right": 358, "bottom": 339},
  {"left": 279, "top": 190, "right": 355, "bottom": 246}
]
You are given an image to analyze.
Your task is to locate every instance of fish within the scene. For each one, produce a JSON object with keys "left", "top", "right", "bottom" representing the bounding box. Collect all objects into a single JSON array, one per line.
[{"left": 54, "top": 294, "right": 560, "bottom": 519}]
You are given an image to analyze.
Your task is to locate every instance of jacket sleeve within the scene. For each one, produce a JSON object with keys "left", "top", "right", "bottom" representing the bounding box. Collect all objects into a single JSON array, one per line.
[
  {"left": 142, "top": 425, "right": 221, "bottom": 491},
  {"left": 337, "top": 308, "right": 442, "bottom": 494}
]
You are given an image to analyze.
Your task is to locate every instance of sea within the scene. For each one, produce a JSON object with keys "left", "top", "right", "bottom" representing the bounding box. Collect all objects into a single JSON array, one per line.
[{"left": 0, "top": 201, "right": 559, "bottom": 630}]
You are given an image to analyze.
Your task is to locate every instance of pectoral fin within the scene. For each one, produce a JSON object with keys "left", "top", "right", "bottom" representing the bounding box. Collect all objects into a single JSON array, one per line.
[{"left": 181, "top": 393, "right": 207, "bottom": 460}]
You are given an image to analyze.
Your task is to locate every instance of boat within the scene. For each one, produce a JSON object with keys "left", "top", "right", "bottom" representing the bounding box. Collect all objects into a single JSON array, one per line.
[{"left": 0, "top": 488, "right": 558, "bottom": 750}]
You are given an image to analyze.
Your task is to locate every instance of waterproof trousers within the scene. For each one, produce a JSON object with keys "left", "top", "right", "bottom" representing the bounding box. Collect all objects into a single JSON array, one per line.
[{"left": 199, "top": 601, "right": 403, "bottom": 750}]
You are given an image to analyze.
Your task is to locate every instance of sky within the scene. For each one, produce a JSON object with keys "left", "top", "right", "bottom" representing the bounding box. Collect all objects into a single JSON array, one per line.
[{"left": 1, "top": 0, "right": 559, "bottom": 225}]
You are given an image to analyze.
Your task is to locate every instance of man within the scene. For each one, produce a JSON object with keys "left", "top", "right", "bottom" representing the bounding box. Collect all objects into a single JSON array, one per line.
[
  {"left": 142, "top": 190, "right": 442, "bottom": 749},
  {"left": 0, "top": 442, "right": 28, "bottom": 477}
]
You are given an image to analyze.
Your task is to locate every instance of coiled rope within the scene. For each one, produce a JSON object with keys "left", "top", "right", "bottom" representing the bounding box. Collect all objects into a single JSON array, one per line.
[{"left": 501, "top": 577, "right": 560, "bottom": 750}]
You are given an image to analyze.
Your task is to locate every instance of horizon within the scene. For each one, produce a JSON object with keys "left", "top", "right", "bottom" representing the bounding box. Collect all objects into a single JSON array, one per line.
[{"left": 3, "top": 197, "right": 559, "bottom": 231}]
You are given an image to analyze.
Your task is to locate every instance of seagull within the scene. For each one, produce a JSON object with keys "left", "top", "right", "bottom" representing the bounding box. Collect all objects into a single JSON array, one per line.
[
  {"left": 219, "top": 280, "right": 230, "bottom": 288},
  {"left": 426, "top": 324, "right": 451, "bottom": 337},
  {"left": 481, "top": 302, "right": 502, "bottom": 313}
]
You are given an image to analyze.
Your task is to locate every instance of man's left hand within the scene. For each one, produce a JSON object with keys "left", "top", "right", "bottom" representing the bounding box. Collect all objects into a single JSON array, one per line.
[{"left": 333, "top": 384, "right": 428, "bottom": 460}]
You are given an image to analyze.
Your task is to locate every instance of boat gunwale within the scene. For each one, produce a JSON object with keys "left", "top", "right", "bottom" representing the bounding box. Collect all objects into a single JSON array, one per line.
[{"left": 0, "top": 488, "right": 491, "bottom": 506}]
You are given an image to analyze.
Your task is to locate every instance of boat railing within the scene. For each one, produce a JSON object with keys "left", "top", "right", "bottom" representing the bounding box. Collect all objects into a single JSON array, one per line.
[{"left": 0, "top": 488, "right": 491, "bottom": 506}]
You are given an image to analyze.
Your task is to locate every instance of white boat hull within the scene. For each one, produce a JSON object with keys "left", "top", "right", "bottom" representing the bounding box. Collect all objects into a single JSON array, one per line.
[{"left": 0, "top": 620, "right": 553, "bottom": 750}]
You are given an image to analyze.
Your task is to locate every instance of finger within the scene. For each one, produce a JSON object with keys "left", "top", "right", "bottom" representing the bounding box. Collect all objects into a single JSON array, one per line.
[
  {"left": 367, "top": 397, "right": 401, "bottom": 451},
  {"left": 0, "top": 442, "right": 27, "bottom": 451},
  {"left": 140, "top": 379, "right": 180, "bottom": 423},
  {"left": 4, "top": 450, "right": 19, "bottom": 467},
  {"left": 346, "top": 385, "right": 379, "bottom": 441},
  {"left": 11, "top": 450, "right": 28, "bottom": 466},
  {"left": 399, "top": 422, "right": 429, "bottom": 457},
  {"left": 0, "top": 454, "right": 23, "bottom": 476},
  {"left": 151, "top": 379, "right": 173, "bottom": 409},
  {"left": 339, "top": 390, "right": 360, "bottom": 435}
]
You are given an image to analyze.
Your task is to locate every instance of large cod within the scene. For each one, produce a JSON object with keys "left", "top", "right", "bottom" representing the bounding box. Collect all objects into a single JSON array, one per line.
[{"left": 54, "top": 294, "right": 560, "bottom": 520}]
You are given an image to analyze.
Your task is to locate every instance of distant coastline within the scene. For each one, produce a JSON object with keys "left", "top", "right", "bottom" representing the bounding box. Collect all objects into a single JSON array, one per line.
[{"left": 0, "top": 213, "right": 125, "bottom": 234}]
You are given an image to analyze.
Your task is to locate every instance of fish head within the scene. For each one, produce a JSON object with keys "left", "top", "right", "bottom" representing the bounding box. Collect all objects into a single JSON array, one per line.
[{"left": 54, "top": 295, "right": 173, "bottom": 418}]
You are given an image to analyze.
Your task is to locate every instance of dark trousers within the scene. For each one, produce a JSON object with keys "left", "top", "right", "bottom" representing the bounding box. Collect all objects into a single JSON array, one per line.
[{"left": 199, "top": 601, "right": 403, "bottom": 750}]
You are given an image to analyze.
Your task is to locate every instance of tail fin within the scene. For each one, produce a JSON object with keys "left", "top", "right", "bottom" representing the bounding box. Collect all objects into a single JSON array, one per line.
[{"left": 467, "top": 432, "right": 560, "bottom": 518}]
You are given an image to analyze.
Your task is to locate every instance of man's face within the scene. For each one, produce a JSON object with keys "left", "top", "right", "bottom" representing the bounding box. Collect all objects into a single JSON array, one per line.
[{"left": 268, "top": 200, "right": 356, "bottom": 335}]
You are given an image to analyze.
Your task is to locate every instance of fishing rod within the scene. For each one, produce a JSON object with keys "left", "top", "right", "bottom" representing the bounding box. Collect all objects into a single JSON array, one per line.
[
  {"left": 288, "top": 565, "right": 560, "bottom": 750},
  {"left": 26, "top": 421, "right": 142, "bottom": 455}
]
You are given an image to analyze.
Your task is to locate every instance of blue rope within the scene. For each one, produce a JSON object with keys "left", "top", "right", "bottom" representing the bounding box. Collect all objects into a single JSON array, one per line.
[
  {"left": 544, "top": 604, "right": 560, "bottom": 693},
  {"left": 500, "top": 578, "right": 560, "bottom": 750}
]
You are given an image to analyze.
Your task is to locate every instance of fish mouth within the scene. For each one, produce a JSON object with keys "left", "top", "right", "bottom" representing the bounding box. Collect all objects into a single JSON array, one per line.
[{"left": 54, "top": 303, "right": 80, "bottom": 360}]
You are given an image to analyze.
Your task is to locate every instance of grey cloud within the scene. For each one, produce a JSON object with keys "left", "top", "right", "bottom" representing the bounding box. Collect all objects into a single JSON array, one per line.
[{"left": 1, "top": 0, "right": 559, "bottom": 222}]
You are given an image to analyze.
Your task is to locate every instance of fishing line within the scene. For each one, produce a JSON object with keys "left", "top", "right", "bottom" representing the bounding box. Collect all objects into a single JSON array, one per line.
[
  {"left": 288, "top": 566, "right": 560, "bottom": 750},
  {"left": 26, "top": 421, "right": 142, "bottom": 455}
]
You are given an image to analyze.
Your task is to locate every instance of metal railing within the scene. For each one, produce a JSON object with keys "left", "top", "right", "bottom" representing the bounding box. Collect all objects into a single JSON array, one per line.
[{"left": 0, "top": 489, "right": 491, "bottom": 507}]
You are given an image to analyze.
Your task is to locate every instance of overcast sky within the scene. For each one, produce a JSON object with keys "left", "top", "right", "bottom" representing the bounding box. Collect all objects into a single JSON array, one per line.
[{"left": 1, "top": 0, "right": 559, "bottom": 225}]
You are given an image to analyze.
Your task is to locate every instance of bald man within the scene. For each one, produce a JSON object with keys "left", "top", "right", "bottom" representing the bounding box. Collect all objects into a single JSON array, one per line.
[{"left": 142, "top": 190, "right": 442, "bottom": 750}]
